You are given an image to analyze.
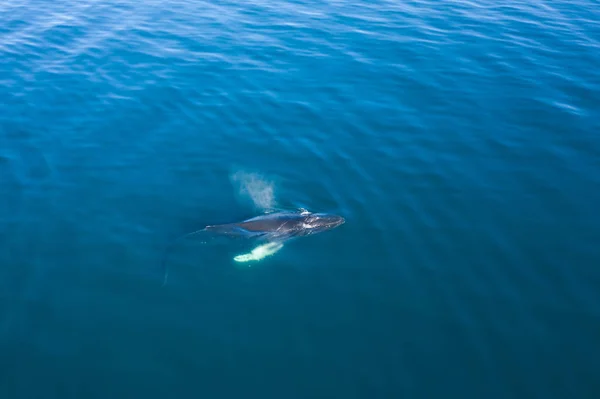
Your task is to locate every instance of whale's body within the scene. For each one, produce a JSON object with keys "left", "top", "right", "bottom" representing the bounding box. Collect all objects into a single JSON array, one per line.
[
  {"left": 161, "top": 209, "right": 345, "bottom": 284},
  {"left": 204, "top": 209, "right": 345, "bottom": 241},
  {"left": 205, "top": 209, "right": 345, "bottom": 263}
]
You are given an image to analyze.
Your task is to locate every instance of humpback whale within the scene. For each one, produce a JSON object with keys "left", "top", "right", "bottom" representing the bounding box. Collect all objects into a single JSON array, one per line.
[
  {"left": 160, "top": 209, "right": 345, "bottom": 285},
  {"left": 204, "top": 209, "right": 345, "bottom": 239}
]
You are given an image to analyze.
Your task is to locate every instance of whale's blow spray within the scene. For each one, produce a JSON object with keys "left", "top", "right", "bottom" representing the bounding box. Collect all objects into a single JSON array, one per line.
[{"left": 230, "top": 171, "right": 276, "bottom": 211}]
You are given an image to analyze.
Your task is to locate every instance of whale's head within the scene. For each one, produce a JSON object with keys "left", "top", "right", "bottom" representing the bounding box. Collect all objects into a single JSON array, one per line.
[{"left": 302, "top": 212, "right": 345, "bottom": 234}]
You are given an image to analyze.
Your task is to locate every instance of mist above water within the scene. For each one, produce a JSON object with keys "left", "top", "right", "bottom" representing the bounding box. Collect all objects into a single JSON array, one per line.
[{"left": 230, "top": 171, "right": 277, "bottom": 212}]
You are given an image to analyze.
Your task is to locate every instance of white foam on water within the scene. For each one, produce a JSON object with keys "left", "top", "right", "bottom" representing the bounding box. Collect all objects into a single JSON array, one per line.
[{"left": 230, "top": 170, "right": 276, "bottom": 211}]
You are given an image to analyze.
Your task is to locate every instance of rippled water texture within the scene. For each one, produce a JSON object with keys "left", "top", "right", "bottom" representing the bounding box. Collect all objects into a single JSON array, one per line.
[{"left": 1, "top": 0, "right": 599, "bottom": 398}]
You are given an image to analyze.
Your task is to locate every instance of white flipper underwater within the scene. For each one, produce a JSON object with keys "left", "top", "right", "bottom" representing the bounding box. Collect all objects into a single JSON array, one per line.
[{"left": 233, "top": 241, "right": 284, "bottom": 263}]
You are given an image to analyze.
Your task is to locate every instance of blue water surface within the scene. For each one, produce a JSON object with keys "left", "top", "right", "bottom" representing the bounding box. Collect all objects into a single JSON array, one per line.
[{"left": 1, "top": 0, "right": 599, "bottom": 398}]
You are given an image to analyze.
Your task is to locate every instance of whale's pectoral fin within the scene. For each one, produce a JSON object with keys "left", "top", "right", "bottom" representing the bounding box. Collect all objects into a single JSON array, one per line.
[{"left": 234, "top": 241, "right": 284, "bottom": 263}]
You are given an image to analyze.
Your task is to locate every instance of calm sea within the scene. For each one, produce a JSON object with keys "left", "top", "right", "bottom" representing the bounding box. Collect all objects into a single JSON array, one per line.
[{"left": 1, "top": 0, "right": 599, "bottom": 398}]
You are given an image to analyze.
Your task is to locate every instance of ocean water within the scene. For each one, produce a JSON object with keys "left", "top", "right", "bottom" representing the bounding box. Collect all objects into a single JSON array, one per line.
[{"left": 1, "top": 0, "right": 599, "bottom": 397}]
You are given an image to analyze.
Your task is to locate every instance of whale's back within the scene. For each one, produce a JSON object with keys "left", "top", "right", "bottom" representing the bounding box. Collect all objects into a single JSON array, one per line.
[
  {"left": 239, "top": 212, "right": 303, "bottom": 232},
  {"left": 205, "top": 212, "right": 304, "bottom": 235}
]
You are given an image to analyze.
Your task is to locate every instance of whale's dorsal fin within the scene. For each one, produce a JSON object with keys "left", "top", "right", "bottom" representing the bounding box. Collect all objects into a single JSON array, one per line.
[{"left": 299, "top": 208, "right": 310, "bottom": 215}]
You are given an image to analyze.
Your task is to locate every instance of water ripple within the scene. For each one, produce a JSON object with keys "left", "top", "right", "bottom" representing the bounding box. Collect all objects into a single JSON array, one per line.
[{"left": 2, "top": 0, "right": 600, "bottom": 397}]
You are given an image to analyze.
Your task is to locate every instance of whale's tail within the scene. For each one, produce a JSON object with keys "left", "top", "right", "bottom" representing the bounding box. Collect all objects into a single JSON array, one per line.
[
  {"left": 159, "top": 224, "right": 260, "bottom": 285},
  {"left": 203, "top": 223, "right": 238, "bottom": 234},
  {"left": 160, "top": 228, "right": 210, "bottom": 286}
]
